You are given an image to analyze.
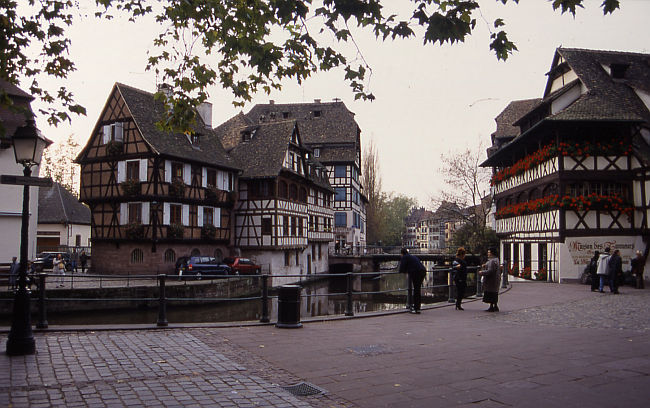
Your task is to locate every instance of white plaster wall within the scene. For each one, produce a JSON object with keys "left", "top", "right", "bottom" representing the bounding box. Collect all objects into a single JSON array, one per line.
[
  {"left": 0, "top": 148, "right": 41, "bottom": 262},
  {"left": 39, "top": 223, "right": 91, "bottom": 247}
]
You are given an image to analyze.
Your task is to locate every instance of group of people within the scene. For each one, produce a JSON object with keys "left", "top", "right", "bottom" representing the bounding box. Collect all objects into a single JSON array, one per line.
[
  {"left": 398, "top": 246, "right": 501, "bottom": 314},
  {"left": 587, "top": 247, "right": 645, "bottom": 293},
  {"left": 7, "top": 250, "right": 89, "bottom": 290}
]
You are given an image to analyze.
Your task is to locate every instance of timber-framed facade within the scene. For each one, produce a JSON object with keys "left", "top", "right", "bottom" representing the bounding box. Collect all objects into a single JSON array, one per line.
[
  {"left": 76, "top": 83, "right": 240, "bottom": 274},
  {"left": 222, "top": 120, "right": 334, "bottom": 285},
  {"left": 483, "top": 48, "right": 650, "bottom": 282}
]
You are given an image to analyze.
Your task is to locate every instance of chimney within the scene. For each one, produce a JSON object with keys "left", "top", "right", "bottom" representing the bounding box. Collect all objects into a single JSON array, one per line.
[
  {"left": 197, "top": 102, "right": 212, "bottom": 129},
  {"left": 157, "top": 83, "right": 173, "bottom": 98},
  {"left": 314, "top": 98, "right": 321, "bottom": 104},
  {"left": 269, "top": 99, "right": 275, "bottom": 105}
]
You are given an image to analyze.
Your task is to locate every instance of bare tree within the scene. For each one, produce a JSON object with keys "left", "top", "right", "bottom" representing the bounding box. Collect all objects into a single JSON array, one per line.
[
  {"left": 41, "top": 135, "right": 80, "bottom": 195},
  {"left": 433, "top": 145, "right": 494, "bottom": 255},
  {"left": 363, "top": 140, "right": 383, "bottom": 244}
]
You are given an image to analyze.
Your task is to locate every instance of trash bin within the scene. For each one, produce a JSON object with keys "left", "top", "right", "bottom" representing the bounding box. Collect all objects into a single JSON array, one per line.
[{"left": 276, "top": 285, "right": 302, "bottom": 328}]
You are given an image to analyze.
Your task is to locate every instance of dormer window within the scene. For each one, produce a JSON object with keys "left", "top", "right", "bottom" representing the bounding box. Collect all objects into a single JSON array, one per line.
[
  {"left": 192, "top": 134, "right": 199, "bottom": 144},
  {"left": 610, "top": 63, "right": 630, "bottom": 79},
  {"left": 314, "top": 148, "right": 320, "bottom": 157},
  {"left": 313, "top": 110, "right": 321, "bottom": 118},
  {"left": 283, "top": 112, "right": 290, "bottom": 119}
]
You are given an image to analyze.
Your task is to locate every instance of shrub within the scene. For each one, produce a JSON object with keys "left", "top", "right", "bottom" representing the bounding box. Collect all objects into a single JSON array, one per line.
[
  {"left": 169, "top": 179, "right": 185, "bottom": 198},
  {"left": 168, "top": 223, "right": 184, "bottom": 239},
  {"left": 120, "top": 179, "right": 140, "bottom": 196},
  {"left": 201, "top": 223, "right": 216, "bottom": 239},
  {"left": 125, "top": 223, "right": 144, "bottom": 239}
]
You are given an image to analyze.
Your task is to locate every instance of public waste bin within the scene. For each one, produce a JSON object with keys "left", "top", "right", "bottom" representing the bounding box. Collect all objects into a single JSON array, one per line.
[{"left": 276, "top": 285, "right": 302, "bottom": 328}]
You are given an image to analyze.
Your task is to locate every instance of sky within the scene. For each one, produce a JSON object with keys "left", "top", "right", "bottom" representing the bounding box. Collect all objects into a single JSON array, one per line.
[{"left": 27, "top": 0, "right": 650, "bottom": 208}]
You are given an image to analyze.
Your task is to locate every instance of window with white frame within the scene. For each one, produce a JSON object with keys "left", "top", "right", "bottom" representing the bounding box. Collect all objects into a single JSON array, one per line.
[{"left": 102, "top": 122, "right": 124, "bottom": 144}]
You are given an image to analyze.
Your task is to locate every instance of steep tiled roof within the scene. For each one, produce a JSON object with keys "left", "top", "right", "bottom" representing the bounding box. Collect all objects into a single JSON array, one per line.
[
  {"left": 405, "top": 207, "right": 434, "bottom": 225},
  {"left": 227, "top": 120, "right": 297, "bottom": 178},
  {"left": 38, "top": 183, "right": 91, "bottom": 225},
  {"left": 212, "top": 112, "right": 254, "bottom": 151},
  {"left": 492, "top": 99, "right": 541, "bottom": 140},
  {"left": 245, "top": 101, "right": 359, "bottom": 145},
  {"left": 115, "top": 83, "right": 239, "bottom": 170}
]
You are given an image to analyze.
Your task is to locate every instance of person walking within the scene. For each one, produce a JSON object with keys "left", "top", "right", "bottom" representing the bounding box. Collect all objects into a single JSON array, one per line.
[
  {"left": 631, "top": 250, "right": 645, "bottom": 289},
  {"left": 479, "top": 248, "right": 501, "bottom": 312},
  {"left": 452, "top": 247, "right": 468, "bottom": 310},
  {"left": 71, "top": 250, "right": 79, "bottom": 273},
  {"left": 596, "top": 247, "right": 611, "bottom": 293},
  {"left": 399, "top": 247, "right": 427, "bottom": 314},
  {"left": 80, "top": 251, "right": 88, "bottom": 274},
  {"left": 9, "top": 256, "right": 19, "bottom": 290},
  {"left": 608, "top": 249, "right": 623, "bottom": 294},
  {"left": 589, "top": 250, "right": 600, "bottom": 292}
]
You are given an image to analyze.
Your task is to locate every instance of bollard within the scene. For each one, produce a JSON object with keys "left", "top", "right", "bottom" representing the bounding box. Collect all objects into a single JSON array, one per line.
[
  {"left": 345, "top": 272, "right": 354, "bottom": 317},
  {"left": 157, "top": 274, "right": 168, "bottom": 327},
  {"left": 36, "top": 273, "right": 48, "bottom": 329},
  {"left": 501, "top": 263, "right": 509, "bottom": 288},
  {"left": 448, "top": 269, "right": 456, "bottom": 303},
  {"left": 276, "top": 285, "right": 302, "bottom": 328},
  {"left": 260, "top": 274, "right": 270, "bottom": 323}
]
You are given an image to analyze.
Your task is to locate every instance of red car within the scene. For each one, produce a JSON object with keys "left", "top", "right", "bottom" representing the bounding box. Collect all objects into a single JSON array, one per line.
[{"left": 223, "top": 257, "right": 261, "bottom": 275}]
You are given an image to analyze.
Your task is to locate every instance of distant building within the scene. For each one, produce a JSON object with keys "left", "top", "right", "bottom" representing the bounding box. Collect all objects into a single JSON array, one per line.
[
  {"left": 482, "top": 48, "right": 650, "bottom": 282},
  {"left": 403, "top": 202, "right": 463, "bottom": 252},
  {"left": 37, "top": 183, "right": 91, "bottom": 252},
  {"left": 0, "top": 79, "right": 50, "bottom": 262}
]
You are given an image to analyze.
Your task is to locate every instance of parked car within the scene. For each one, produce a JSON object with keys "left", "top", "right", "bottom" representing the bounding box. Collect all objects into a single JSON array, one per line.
[
  {"left": 177, "top": 256, "right": 231, "bottom": 280},
  {"left": 223, "top": 257, "right": 261, "bottom": 275},
  {"left": 33, "top": 252, "right": 72, "bottom": 272}
]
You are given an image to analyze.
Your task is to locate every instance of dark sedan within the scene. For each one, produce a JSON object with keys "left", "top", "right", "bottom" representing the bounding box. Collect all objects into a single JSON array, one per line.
[{"left": 177, "top": 256, "right": 232, "bottom": 280}]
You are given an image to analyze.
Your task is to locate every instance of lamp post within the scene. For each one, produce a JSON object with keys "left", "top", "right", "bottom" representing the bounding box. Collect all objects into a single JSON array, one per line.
[{"left": 6, "top": 118, "right": 47, "bottom": 356}]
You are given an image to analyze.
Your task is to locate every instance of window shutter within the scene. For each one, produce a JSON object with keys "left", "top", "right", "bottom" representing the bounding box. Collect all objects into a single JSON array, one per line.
[
  {"left": 117, "top": 161, "right": 126, "bottom": 183},
  {"left": 164, "top": 161, "right": 171, "bottom": 183},
  {"left": 142, "top": 202, "right": 150, "bottom": 224},
  {"left": 139, "top": 159, "right": 147, "bottom": 182},
  {"left": 201, "top": 167, "right": 207, "bottom": 188},
  {"left": 214, "top": 207, "right": 221, "bottom": 227},
  {"left": 163, "top": 203, "right": 170, "bottom": 225},
  {"left": 182, "top": 204, "right": 189, "bottom": 225},
  {"left": 183, "top": 164, "right": 191, "bottom": 185},
  {"left": 198, "top": 206, "right": 204, "bottom": 227},
  {"left": 115, "top": 122, "right": 124, "bottom": 142},
  {"left": 102, "top": 125, "right": 110, "bottom": 144},
  {"left": 120, "top": 203, "right": 128, "bottom": 225}
]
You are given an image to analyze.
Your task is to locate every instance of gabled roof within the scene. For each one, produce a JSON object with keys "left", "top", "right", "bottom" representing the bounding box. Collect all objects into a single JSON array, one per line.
[
  {"left": 0, "top": 79, "right": 35, "bottom": 140},
  {"left": 227, "top": 120, "right": 298, "bottom": 178},
  {"left": 491, "top": 99, "right": 542, "bottom": 141},
  {"left": 38, "top": 183, "right": 91, "bottom": 225},
  {"left": 245, "top": 101, "right": 359, "bottom": 145},
  {"left": 100, "top": 83, "right": 238, "bottom": 170}
]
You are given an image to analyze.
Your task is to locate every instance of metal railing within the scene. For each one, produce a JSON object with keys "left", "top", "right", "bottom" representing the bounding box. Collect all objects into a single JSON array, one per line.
[{"left": 0, "top": 266, "right": 487, "bottom": 327}]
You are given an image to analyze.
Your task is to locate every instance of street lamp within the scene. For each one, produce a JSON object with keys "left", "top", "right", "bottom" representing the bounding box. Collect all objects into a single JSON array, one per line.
[{"left": 6, "top": 117, "right": 48, "bottom": 356}]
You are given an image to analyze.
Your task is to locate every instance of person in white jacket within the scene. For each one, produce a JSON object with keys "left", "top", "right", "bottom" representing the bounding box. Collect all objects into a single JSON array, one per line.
[{"left": 596, "top": 247, "right": 611, "bottom": 293}]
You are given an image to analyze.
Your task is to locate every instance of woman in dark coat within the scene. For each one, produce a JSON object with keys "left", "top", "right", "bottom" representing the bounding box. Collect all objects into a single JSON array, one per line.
[
  {"left": 479, "top": 248, "right": 501, "bottom": 312},
  {"left": 452, "top": 247, "right": 468, "bottom": 310}
]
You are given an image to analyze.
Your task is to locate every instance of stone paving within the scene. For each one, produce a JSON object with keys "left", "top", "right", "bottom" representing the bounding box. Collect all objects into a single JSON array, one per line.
[{"left": 1, "top": 282, "right": 649, "bottom": 407}]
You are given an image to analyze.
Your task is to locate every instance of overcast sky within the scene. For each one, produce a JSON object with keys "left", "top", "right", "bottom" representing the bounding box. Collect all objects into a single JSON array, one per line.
[{"left": 29, "top": 1, "right": 650, "bottom": 207}]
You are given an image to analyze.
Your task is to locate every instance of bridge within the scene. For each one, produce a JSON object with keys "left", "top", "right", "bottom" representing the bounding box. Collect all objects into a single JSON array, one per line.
[{"left": 328, "top": 250, "right": 482, "bottom": 273}]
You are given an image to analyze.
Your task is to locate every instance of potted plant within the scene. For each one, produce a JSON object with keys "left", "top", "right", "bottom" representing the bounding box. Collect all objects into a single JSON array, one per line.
[
  {"left": 201, "top": 223, "right": 216, "bottom": 239},
  {"left": 125, "top": 222, "right": 144, "bottom": 239},
  {"left": 120, "top": 179, "right": 140, "bottom": 196},
  {"left": 169, "top": 179, "right": 185, "bottom": 198},
  {"left": 106, "top": 140, "right": 123, "bottom": 156},
  {"left": 168, "top": 223, "right": 184, "bottom": 239},
  {"left": 205, "top": 186, "right": 219, "bottom": 202}
]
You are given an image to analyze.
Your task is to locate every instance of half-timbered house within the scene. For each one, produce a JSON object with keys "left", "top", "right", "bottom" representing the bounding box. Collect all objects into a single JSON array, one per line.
[
  {"left": 220, "top": 119, "right": 334, "bottom": 284},
  {"left": 239, "top": 100, "right": 366, "bottom": 252},
  {"left": 482, "top": 48, "right": 650, "bottom": 282},
  {"left": 76, "top": 83, "right": 240, "bottom": 274}
]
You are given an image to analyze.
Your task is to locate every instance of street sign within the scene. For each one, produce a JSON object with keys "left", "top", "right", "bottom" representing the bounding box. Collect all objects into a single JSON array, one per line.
[{"left": 1, "top": 175, "right": 53, "bottom": 187}]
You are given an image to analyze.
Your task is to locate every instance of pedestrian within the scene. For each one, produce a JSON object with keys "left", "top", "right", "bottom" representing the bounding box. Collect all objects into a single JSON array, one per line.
[
  {"left": 399, "top": 247, "right": 427, "bottom": 314},
  {"left": 630, "top": 250, "right": 645, "bottom": 289},
  {"left": 9, "top": 256, "right": 19, "bottom": 290},
  {"left": 71, "top": 250, "right": 79, "bottom": 273},
  {"left": 452, "top": 247, "right": 468, "bottom": 311},
  {"left": 479, "top": 248, "right": 501, "bottom": 312},
  {"left": 596, "top": 247, "right": 611, "bottom": 293},
  {"left": 80, "top": 250, "right": 88, "bottom": 274},
  {"left": 53, "top": 253, "right": 65, "bottom": 287},
  {"left": 607, "top": 249, "right": 623, "bottom": 294},
  {"left": 589, "top": 250, "right": 600, "bottom": 292}
]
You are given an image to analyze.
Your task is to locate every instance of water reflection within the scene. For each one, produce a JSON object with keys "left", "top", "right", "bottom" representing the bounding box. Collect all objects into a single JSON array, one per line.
[{"left": 11, "top": 267, "right": 476, "bottom": 326}]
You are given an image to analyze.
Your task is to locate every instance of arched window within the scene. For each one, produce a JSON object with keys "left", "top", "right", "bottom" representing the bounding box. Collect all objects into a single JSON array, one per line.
[
  {"left": 191, "top": 248, "right": 201, "bottom": 257},
  {"left": 278, "top": 181, "right": 288, "bottom": 198},
  {"left": 131, "top": 248, "right": 144, "bottom": 264},
  {"left": 289, "top": 184, "right": 298, "bottom": 200},
  {"left": 164, "top": 249, "right": 176, "bottom": 263}
]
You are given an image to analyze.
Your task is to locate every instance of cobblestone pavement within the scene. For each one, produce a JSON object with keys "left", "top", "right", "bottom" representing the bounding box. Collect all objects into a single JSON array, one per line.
[{"left": 1, "top": 282, "right": 649, "bottom": 407}]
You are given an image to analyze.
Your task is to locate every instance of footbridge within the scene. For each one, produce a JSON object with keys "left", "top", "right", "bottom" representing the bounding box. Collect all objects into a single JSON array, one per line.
[{"left": 328, "top": 251, "right": 481, "bottom": 273}]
